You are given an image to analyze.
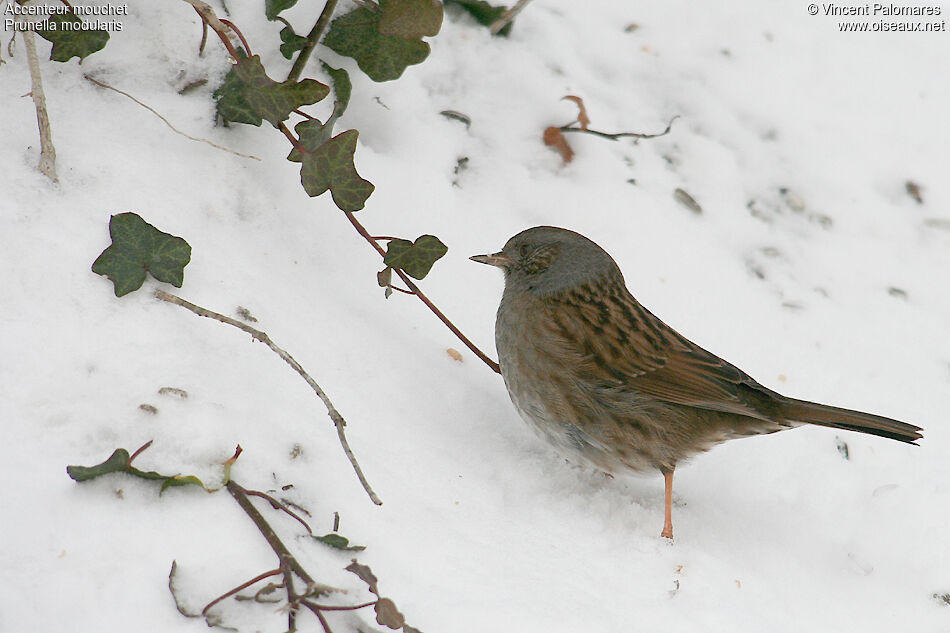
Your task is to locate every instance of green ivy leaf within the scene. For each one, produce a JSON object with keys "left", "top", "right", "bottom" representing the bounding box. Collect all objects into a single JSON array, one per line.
[
  {"left": 265, "top": 0, "right": 298, "bottom": 20},
  {"left": 66, "top": 449, "right": 131, "bottom": 481},
  {"left": 35, "top": 13, "right": 110, "bottom": 61},
  {"left": 323, "top": 6, "right": 430, "bottom": 82},
  {"left": 287, "top": 118, "right": 328, "bottom": 163},
  {"left": 378, "top": 0, "right": 443, "bottom": 38},
  {"left": 160, "top": 475, "right": 206, "bottom": 492},
  {"left": 299, "top": 130, "right": 375, "bottom": 211},
  {"left": 444, "top": 0, "right": 512, "bottom": 36},
  {"left": 286, "top": 64, "right": 351, "bottom": 162},
  {"left": 214, "top": 55, "right": 329, "bottom": 126},
  {"left": 279, "top": 25, "right": 310, "bottom": 59},
  {"left": 383, "top": 235, "right": 448, "bottom": 280},
  {"left": 321, "top": 62, "right": 352, "bottom": 131},
  {"left": 92, "top": 213, "right": 192, "bottom": 297},
  {"left": 313, "top": 533, "right": 366, "bottom": 551},
  {"left": 66, "top": 447, "right": 206, "bottom": 491}
]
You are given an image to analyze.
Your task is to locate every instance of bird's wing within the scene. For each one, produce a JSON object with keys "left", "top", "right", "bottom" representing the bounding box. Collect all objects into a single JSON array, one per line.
[{"left": 543, "top": 282, "right": 781, "bottom": 421}]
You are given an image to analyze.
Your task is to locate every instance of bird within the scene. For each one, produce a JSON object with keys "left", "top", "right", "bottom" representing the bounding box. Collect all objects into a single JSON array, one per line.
[{"left": 470, "top": 226, "right": 922, "bottom": 539}]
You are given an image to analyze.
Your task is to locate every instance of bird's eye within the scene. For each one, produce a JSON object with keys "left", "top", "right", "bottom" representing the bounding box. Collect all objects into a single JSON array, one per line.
[{"left": 519, "top": 244, "right": 529, "bottom": 257}]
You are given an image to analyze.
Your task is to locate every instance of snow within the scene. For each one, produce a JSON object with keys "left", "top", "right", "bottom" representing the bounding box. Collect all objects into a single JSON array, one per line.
[{"left": 2, "top": 1, "right": 949, "bottom": 631}]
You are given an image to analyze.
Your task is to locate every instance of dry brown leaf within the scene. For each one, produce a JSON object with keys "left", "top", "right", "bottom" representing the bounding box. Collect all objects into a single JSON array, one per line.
[
  {"left": 374, "top": 597, "right": 406, "bottom": 629},
  {"left": 345, "top": 560, "right": 379, "bottom": 595},
  {"left": 446, "top": 348, "right": 463, "bottom": 362},
  {"left": 543, "top": 126, "right": 574, "bottom": 164},
  {"left": 562, "top": 95, "right": 590, "bottom": 129}
]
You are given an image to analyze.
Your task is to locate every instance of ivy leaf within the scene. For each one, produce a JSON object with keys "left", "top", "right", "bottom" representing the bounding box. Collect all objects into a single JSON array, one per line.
[
  {"left": 444, "top": 0, "right": 512, "bottom": 36},
  {"left": 214, "top": 55, "right": 329, "bottom": 126},
  {"left": 321, "top": 62, "right": 352, "bottom": 132},
  {"left": 92, "top": 213, "right": 192, "bottom": 297},
  {"left": 265, "top": 0, "right": 298, "bottom": 20},
  {"left": 313, "top": 533, "right": 366, "bottom": 551},
  {"left": 279, "top": 25, "right": 310, "bottom": 59},
  {"left": 299, "top": 130, "right": 375, "bottom": 211},
  {"left": 287, "top": 118, "right": 328, "bottom": 163},
  {"left": 66, "top": 447, "right": 206, "bottom": 491},
  {"left": 66, "top": 448, "right": 131, "bottom": 481},
  {"left": 35, "top": 13, "right": 110, "bottom": 61},
  {"left": 378, "top": 0, "right": 443, "bottom": 38},
  {"left": 286, "top": 63, "right": 351, "bottom": 162},
  {"left": 323, "top": 5, "right": 431, "bottom": 82},
  {"left": 383, "top": 235, "right": 447, "bottom": 280}
]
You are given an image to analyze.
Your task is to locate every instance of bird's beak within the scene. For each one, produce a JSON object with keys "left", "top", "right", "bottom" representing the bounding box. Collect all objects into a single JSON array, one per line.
[{"left": 469, "top": 251, "right": 513, "bottom": 267}]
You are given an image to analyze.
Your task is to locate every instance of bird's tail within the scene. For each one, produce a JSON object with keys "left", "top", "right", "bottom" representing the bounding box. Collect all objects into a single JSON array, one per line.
[{"left": 780, "top": 398, "right": 922, "bottom": 444}]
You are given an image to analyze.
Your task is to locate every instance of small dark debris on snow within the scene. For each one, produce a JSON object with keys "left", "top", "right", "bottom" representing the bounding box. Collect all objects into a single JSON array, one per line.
[
  {"left": 139, "top": 403, "right": 158, "bottom": 415},
  {"left": 158, "top": 387, "right": 188, "bottom": 399},
  {"left": 673, "top": 188, "right": 702, "bottom": 214},
  {"left": 236, "top": 306, "right": 258, "bottom": 322},
  {"left": 933, "top": 592, "right": 950, "bottom": 606},
  {"left": 440, "top": 110, "right": 472, "bottom": 128},
  {"left": 779, "top": 187, "right": 805, "bottom": 212},
  {"left": 835, "top": 437, "right": 850, "bottom": 460},
  {"left": 887, "top": 287, "right": 908, "bottom": 300},
  {"left": 905, "top": 180, "right": 924, "bottom": 204}
]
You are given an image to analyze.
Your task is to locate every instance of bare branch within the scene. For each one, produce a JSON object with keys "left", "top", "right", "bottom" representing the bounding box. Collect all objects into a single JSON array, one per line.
[
  {"left": 21, "top": 30, "right": 57, "bottom": 181},
  {"left": 154, "top": 289, "right": 383, "bottom": 506}
]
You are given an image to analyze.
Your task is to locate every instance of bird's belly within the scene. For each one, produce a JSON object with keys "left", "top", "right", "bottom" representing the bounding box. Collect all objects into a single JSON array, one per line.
[{"left": 499, "top": 355, "right": 662, "bottom": 473}]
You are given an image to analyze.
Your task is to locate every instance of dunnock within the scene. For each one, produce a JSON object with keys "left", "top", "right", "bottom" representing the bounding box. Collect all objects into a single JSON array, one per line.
[{"left": 471, "top": 226, "right": 922, "bottom": 539}]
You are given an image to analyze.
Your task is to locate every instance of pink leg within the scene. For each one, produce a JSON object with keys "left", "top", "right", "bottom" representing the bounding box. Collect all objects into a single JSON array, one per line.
[{"left": 661, "top": 469, "right": 674, "bottom": 539}]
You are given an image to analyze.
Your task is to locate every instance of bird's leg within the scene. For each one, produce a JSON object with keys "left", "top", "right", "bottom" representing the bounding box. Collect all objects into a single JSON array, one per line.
[{"left": 660, "top": 468, "right": 674, "bottom": 539}]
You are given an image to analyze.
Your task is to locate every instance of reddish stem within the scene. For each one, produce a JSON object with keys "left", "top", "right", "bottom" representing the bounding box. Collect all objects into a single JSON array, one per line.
[
  {"left": 128, "top": 440, "right": 154, "bottom": 465},
  {"left": 344, "top": 212, "right": 501, "bottom": 374},
  {"left": 192, "top": 6, "right": 240, "bottom": 59},
  {"left": 220, "top": 19, "right": 252, "bottom": 56},
  {"left": 202, "top": 568, "right": 283, "bottom": 615},
  {"left": 278, "top": 122, "right": 306, "bottom": 153}
]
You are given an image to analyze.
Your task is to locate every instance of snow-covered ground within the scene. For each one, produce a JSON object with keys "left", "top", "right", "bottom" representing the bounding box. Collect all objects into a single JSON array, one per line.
[{"left": 2, "top": 1, "right": 949, "bottom": 631}]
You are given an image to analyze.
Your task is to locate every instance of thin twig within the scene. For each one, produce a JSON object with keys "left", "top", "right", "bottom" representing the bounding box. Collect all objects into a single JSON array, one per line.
[
  {"left": 244, "top": 489, "right": 314, "bottom": 534},
  {"left": 302, "top": 600, "right": 336, "bottom": 633},
  {"left": 128, "top": 440, "right": 154, "bottom": 464},
  {"left": 489, "top": 0, "right": 533, "bottom": 34},
  {"left": 345, "top": 212, "right": 502, "bottom": 374},
  {"left": 305, "top": 599, "right": 378, "bottom": 612},
  {"left": 294, "top": 108, "right": 318, "bottom": 121},
  {"left": 198, "top": 16, "right": 208, "bottom": 55},
  {"left": 287, "top": 0, "right": 339, "bottom": 82},
  {"left": 202, "top": 568, "right": 284, "bottom": 615},
  {"left": 168, "top": 561, "right": 201, "bottom": 618},
  {"left": 83, "top": 75, "right": 261, "bottom": 161},
  {"left": 278, "top": 121, "right": 306, "bottom": 153},
  {"left": 21, "top": 30, "right": 57, "bottom": 181},
  {"left": 559, "top": 115, "right": 679, "bottom": 141},
  {"left": 154, "top": 289, "right": 382, "bottom": 505}
]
